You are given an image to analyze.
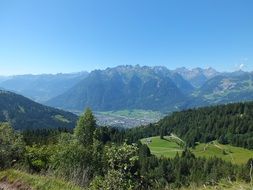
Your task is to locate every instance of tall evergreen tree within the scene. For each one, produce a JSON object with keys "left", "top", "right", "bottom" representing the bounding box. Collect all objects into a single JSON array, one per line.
[{"left": 74, "top": 108, "right": 96, "bottom": 146}]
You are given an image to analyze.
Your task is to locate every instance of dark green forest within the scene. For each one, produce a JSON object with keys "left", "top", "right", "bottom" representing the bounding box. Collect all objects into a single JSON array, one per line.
[
  {"left": 125, "top": 101, "right": 253, "bottom": 150},
  {"left": 0, "top": 90, "right": 77, "bottom": 130}
]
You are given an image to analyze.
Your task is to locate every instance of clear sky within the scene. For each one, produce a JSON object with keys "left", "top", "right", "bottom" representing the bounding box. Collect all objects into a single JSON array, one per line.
[{"left": 0, "top": 0, "right": 253, "bottom": 75}]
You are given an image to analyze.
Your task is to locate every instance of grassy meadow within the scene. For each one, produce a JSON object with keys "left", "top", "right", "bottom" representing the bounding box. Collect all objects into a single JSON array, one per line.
[{"left": 141, "top": 136, "right": 253, "bottom": 164}]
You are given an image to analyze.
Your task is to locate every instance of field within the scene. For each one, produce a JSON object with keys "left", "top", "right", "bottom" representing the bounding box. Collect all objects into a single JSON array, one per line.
[{"left": 141, "top": 136, "right": 253, "bottom": 164}]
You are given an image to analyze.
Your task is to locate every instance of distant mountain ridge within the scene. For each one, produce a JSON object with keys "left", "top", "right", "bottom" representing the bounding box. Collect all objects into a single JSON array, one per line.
[
  {"left": 1, "top": 65, "right": 253, "bottom": 113},
  {"left": 0, "top": 72, "right": 88, "bottom": 102},
  {"left": 47, "top": 65, "right": 190, "bottom": 111},
  {"left": 173, "top": 67, "right": 219, "bottom": 87},
  {"left": 187, "top": 71, "right": 253, "bottom": 108},
  {"left": 0, "top": 76, "right": 11, "bottom": 83},
  {"left": 0, "top": 90, "right": 78, "bottom": 130},
  {"left": 46, "top": 65, "right": 253, "bottom": 112}
]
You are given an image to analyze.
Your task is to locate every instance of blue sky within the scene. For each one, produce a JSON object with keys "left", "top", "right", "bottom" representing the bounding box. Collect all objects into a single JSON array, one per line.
[{"left": 0, "top": 0, "right": 253, "bottom": 75}]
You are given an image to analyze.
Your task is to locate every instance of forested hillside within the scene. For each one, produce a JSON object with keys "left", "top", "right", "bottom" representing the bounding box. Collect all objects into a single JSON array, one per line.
[
  {"left": 125, "top": 101, "right": 253, "bottom": 150},
  {"left": 159, "top": 102, "right": 253, "bottom": 149},
  {"left": 0, "top": 90, "right": 78, "bottom": 130}
]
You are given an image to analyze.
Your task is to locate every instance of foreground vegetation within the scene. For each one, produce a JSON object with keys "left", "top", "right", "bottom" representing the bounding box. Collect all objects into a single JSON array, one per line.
[
  {"left": 1, "top": 170, "right": 252, "bottom": 190},
  {"left": 1, "top": 106, "right": 253, "bottom": 189},
  {"left": 0, "top": 169, "right": 82, "bottom": 190}
]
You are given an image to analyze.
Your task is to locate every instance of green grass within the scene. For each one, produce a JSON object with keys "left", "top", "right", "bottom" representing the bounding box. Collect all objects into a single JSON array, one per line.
[
  {"left": 0, "top": 169, "right": 83, "bottom": 190},
  {"left": 141, "top": 136, "right": 183, "bottom": 158},
  {"left": 193, "top": 141, "right": 253, "bottom": 165},
  {"left": 141, "top": 136, "right": 253, "bottom": 164},
  {"left": 53, "top": 114, "right": 70, "bottom": 123}
]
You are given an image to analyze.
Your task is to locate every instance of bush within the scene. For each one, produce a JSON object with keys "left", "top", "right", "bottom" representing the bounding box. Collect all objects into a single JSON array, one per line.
[{"left": 0, "top": 123, "right": 24, "bottom": 169}]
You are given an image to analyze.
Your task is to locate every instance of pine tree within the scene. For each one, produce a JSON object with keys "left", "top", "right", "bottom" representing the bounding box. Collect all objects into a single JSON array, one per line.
[{"left": 160, "top": 127, "right": 165, "bottom": 139}]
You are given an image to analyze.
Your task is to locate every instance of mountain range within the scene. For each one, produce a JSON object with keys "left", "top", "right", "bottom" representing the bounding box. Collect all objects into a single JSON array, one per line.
[
  {"left": 174, "top": 67, "right": 219, "bottom": 87},
  {"left": 0, "top": 90, "right": 77, "bottom": 130},
  {"left": 1, "top": 65, "right": 253, "bottom": 113},
  {"left": 0, "top": 72, "right": 88, "bottom": 102},
  {"left": 47, "top": 65, "right": 190, "bottom": 111}
]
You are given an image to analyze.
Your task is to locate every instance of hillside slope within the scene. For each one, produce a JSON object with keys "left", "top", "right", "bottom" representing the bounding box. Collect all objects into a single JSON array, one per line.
[
  {"left": 194, "top": 71, "right": 253, "bottom": 103},
  {"left": 176, "top": 71, "right": 253, "bottom": 111},
  {"left": 0, "top": 90, "right": 78, "bottom": 130},
  {"left": 158, "top": 101, "right": 253, "bottom": 149},
  {"left": 126, "top": 101, "right": 253, "bottom": 151}
]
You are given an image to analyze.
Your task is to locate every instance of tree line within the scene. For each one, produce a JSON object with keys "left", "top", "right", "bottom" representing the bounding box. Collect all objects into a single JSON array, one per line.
[{"left": 124, "top": 101, "right": 253, "bottom": 149}]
